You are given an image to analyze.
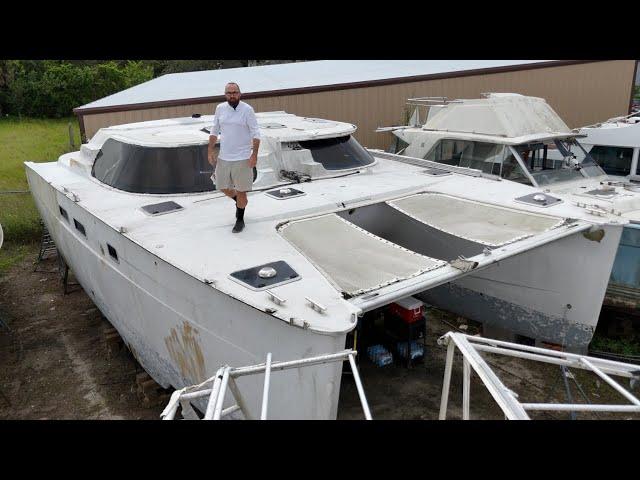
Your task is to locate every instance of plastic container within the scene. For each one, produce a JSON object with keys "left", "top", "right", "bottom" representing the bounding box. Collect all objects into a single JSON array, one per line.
[
  {"left": 397, "top": 340, "right": 424, "bottom": 361},
  {"left": 367, "top": 344, "right": 394, "bottom": 367}
]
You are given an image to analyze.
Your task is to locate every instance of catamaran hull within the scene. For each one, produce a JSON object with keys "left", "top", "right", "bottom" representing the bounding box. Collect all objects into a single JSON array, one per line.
[
  {"left": 417, "top": 225, "right": 622, "bottom": 352},
  {"left": 26, "top": 168, "right": 346, "bottom": 420}
]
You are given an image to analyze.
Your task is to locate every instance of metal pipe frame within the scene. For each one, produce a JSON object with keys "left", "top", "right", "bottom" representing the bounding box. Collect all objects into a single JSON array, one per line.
[
  {"left": 438, "top": 332, "right": 640, "bottom": 420},
  {"left": 260, "top": 353, "right": 273, "bottom": 420},
  {"left": 162, "top": 349, "right": 372, "bottom": 420}
]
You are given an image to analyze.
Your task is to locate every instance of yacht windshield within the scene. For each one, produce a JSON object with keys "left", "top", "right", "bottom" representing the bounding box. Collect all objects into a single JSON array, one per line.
[
  {"left": 512, "top": 139, "right": 606, "bottom": 186},
  {"left": 297, "top": 135, "right": 375, "bottom": 170},
  {"left": 92, "top": 138, "right": 215, "bottom": 194}
]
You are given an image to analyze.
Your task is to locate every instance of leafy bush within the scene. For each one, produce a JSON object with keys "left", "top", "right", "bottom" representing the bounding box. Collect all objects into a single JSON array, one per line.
[{"left": 0, "top": 60, "right": 153, "bottom": 118}]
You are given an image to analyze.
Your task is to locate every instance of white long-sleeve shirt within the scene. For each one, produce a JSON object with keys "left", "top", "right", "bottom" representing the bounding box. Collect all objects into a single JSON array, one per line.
[{"left": 210, "top": 101, "right": 261, "bottom": 161}]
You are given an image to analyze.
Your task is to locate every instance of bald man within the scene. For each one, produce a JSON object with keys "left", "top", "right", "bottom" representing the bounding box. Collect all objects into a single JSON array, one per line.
[{"left": 208, "top": 82, "right": 261, "bottom": 233}]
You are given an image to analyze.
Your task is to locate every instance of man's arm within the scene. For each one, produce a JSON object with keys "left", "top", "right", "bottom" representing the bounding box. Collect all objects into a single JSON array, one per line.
[
  {"left": 208, "top": 108, "right": 220, "bottom": 165},
  {"left": 249, "top": 138, "right": 260, "bottom": 168},
  {"left": 208, "top": 135, "right": 218, "bottom": 166},
  {"left": 247, "top": 108, "right": 261, "bottom": 168}
]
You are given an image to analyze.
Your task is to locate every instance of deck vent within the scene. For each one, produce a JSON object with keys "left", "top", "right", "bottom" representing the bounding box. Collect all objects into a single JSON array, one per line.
[
  {"left": 422, "top": 168, "right": 452, "bottom": 176},
  {"left": 265, "top": 187, "right": 306, "bottom": 200},
  {"left": 514, "top": 192, "right": 563, "bottom": 208},
  {"left": 303, "top": 118, "right": 330, "bottom": 123},
  {"left": 141, "top": 201, "right": 184, "bottom": 216},
  {"left": 585, "top": 188, "right": 618, "bottom": 198},
  {"left": 229, "top": 260, "right": 301, "bottom": 291},
  {"left": 260, "top": 123, "right": 287, "bottom": 129},
  {"left": 200, "top": 127, "right": 211, "bottom": 134}
]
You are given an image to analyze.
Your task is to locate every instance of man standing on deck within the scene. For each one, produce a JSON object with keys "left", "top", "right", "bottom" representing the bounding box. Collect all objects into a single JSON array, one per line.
[{"left": 208, "top": 82, "right": 261, "bottom": 233}]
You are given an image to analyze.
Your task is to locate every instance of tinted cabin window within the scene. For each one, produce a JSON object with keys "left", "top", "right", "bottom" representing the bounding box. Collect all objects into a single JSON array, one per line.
[
  {"left": 425, "top": 139, "right": 504, "bottom": 176},
  {"left": 588, "top": 145, "right": 633, "bottom": 176},
  {"left": 73, "top": 219, "right": 86, "bottom": 237},
  {"left": 59, "top": 206, "right": 69, "bottom": 221},
  {"left": 92, "top": 139, "right": 216, "bottom": 194},
  {"left": 297, "top": 135, "right": 375, "bottom": 170}
]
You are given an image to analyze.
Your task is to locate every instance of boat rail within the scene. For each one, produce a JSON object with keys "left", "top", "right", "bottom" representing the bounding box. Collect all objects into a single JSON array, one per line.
[
  {"left": 160, "top": 349, "right": 372, "bottom": 420},
  {"left": 367, "top": 149, "right": 502, "bottom": 182},
  {"left": 438, "top": 332, "right": 640, "bottom": 420}
]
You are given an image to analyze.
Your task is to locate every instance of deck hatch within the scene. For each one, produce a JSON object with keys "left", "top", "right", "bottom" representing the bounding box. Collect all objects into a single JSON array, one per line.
[
  {"left": 229, "top": 260, "right": 301, "bottom": 291},
  {"left": 584, "top": 188, "right": 618, "bottom": 198},
  {"left": 278, "top": 214, "right": 445, "bottom": 297},
  {"left": 265, "top": 187, "right": 306, "bottom": 200},
  {"left": 387, "top": 193, "right": 564, "bottom": 247},
  {"left": 513, "top": 192, "right": 563, "bottom": 208},
  {"left": 141, "top": 201, "right": 184, "bottom": 216}
]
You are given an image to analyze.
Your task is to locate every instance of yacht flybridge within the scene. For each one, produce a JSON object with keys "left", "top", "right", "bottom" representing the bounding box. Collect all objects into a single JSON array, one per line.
[
  {"left": 387, "top": 93, "right": 640, "bottom": 312},
  {"left": 26, "top": 112, "right": 624, "bottom": 419}
]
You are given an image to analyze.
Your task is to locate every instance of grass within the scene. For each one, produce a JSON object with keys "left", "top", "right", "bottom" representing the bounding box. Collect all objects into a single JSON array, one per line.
[
  {"left": 0, "top": 116, "right": 80, "bottom": 271},
  {"left": 590, "top": 333, "right": 640, "bottom": 357}
]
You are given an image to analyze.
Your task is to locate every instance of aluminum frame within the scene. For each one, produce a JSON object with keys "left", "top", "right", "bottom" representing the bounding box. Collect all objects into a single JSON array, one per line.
[
  {"left": 438, "top": 332, "right": 640, "bottom": 420},
  {"left": 161, "top": 349, "right": 372, "bottom": 420}
]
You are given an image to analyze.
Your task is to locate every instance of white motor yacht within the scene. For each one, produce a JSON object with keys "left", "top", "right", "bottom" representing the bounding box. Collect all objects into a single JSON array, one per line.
[
  {"left": 387, "top": 93, "right": 640, "bottom": 313},
  {"left": 25, "top": 111, "right": 624, "bottom": 418}
]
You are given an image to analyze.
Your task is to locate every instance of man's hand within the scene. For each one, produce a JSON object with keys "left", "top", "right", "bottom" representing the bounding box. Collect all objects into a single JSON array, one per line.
[
  {"left": 248, "top": 153, "right": 257, "bottom": 169},
  {"left": 208, "top": 150, "right": 217, "bottom": 166}
]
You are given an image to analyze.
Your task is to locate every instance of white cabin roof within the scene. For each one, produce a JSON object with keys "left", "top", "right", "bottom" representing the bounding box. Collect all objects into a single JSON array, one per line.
[
  {"left": 421, "top": 93, "right": 572, "bottom": 143},
  {"left": 90, "top": 112, "right": 355, "bottom": 148}
]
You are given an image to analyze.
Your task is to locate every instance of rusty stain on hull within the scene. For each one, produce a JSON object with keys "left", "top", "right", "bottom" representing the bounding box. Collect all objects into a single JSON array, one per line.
[{"left": 165, "top": 321, "right": 206, "bottom": 384}]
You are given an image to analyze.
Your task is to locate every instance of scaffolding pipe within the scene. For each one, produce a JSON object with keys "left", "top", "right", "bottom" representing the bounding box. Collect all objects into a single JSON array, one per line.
[
  {"left": 231, "top": 350, "right": 355, "bottom": 377},
  {"left": 463, "top": 357, "right": 471, "bottom": 420},
  {"left": 261, "top": 353, "right": 273, "bottom": 420},
  {"left": 204, "top": 367, "right": 225, "bottom": 420},
  {"left": 579, "top": 358, "right": 640, "bottom": 406},
  {"left": 227, "top": 376, "right": 254, "bottom": 420},
  {"left": 465, "top": 335, "right": 640, "bottom": 376},
  {"left": 439, "top": 341, "right": 456, "bottom": 420},
  {"left": 213, "top": 367, "right": 231, "bottom": 420},
  {"left": 348, "top": 353, "right": 372, "bottom": 420},
  {"left": 522, "top": 404, "right": 640, "bottom": 412}
]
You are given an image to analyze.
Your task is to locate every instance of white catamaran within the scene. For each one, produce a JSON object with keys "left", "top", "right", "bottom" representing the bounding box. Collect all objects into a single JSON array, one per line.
[{"left": 25, "top": 111, "right": 624, "bottom": 418}]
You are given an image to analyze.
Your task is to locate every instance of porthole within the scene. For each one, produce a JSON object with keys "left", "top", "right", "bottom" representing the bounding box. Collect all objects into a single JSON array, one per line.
[
  {"left": 107, "top": 244, "right": 118, "bottom": 262},
  {"left": 73, "top": 219, "right": 86, "bottom": 237},
  {"left": 59, "top": 206, "right": 69, "bottom": 221}
]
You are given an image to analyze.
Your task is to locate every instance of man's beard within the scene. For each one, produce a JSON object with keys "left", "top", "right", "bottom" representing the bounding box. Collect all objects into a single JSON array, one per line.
[{"left": 228, "top": 99, "right": 240, "bottom": 108}]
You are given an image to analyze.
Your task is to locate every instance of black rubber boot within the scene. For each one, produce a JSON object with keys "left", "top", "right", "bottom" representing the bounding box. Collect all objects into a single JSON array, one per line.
[{"left": 233, "top": 207, "right": 245, "bottom": 233}]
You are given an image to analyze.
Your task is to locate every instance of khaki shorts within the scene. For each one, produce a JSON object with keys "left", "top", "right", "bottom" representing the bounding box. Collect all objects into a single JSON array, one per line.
[{"left": 214, "top": 159, "right": 253, "bottom": 192}]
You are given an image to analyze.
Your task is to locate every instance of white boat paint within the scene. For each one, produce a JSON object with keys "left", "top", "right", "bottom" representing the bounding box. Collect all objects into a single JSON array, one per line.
[{"left": 25, "top": 112, "right": 625, "bottom": 417}]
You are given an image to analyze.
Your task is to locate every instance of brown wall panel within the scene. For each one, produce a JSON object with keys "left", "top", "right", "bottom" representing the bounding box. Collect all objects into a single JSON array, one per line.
[{"left": 81, "top": 60, "right": 636, "bottom": 150}]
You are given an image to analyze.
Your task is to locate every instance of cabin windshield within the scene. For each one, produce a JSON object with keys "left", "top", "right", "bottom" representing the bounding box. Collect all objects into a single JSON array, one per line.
[
  {"left": 423, "top": 138, "right": 536, "bottom": 184},
  {"left": 512, "top": 139, "right": 606, "bottom": 186},
  {"left": 92, "top": 138, "right": 216, "bottom": 194},
  {"left": 297, "top": 135, "right": 375, "bottom": 170}
]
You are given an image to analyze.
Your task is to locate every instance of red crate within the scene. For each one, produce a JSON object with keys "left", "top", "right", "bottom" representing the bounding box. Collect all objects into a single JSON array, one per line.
[{"left": 388, "top": 297, "right": 424, "bottom": 324}]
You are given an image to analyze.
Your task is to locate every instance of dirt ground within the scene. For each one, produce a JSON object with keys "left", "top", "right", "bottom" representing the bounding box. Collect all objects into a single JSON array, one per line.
[{"left": 1, "top": 243, "right": 639, "bottom": 421}]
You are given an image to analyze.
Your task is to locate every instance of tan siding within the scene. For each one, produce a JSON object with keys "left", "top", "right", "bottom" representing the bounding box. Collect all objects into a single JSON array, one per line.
[{"left": 81, "top": 60, "right": 636, "bottom": 149}]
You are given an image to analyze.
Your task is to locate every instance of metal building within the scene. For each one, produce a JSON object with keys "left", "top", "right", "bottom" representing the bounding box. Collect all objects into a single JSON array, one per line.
[{"left": 74, "top": 60, "right": 638, "bottom": 150}]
